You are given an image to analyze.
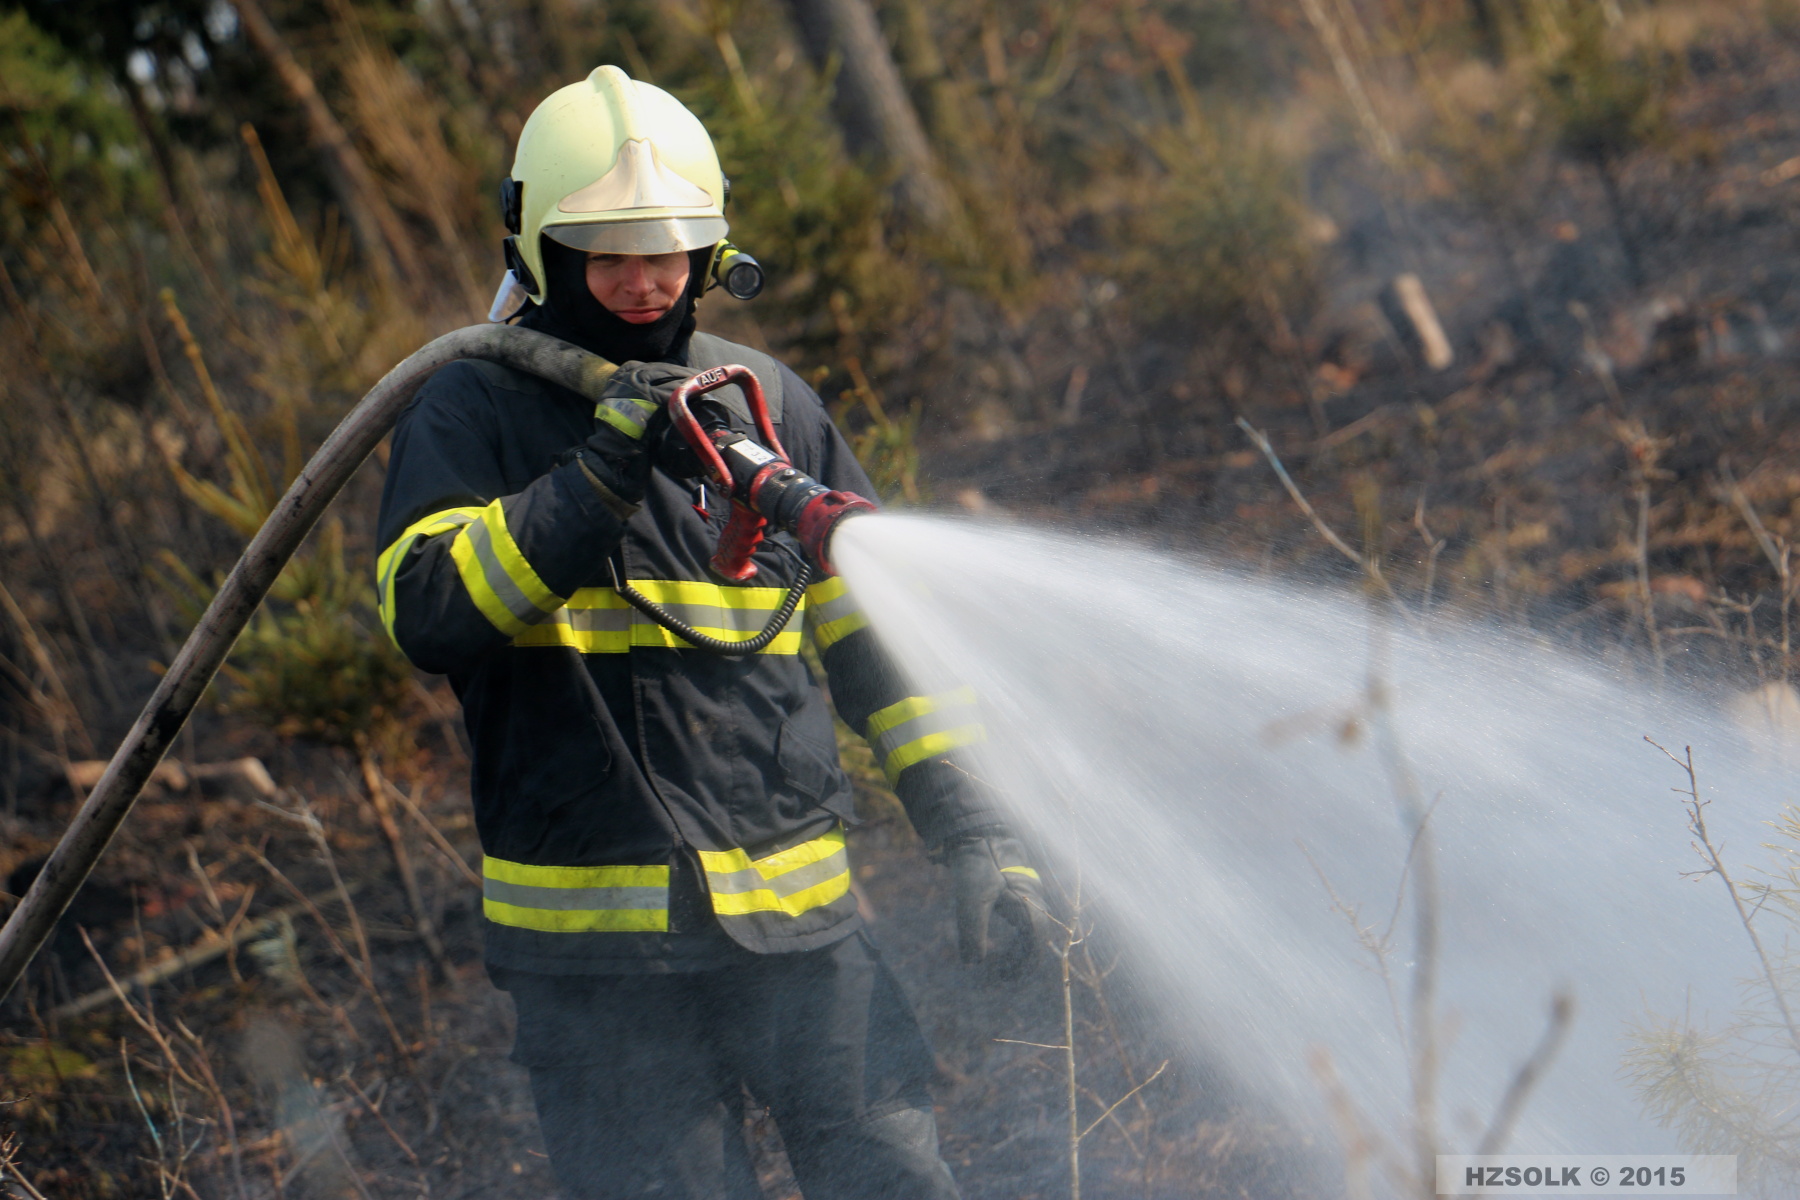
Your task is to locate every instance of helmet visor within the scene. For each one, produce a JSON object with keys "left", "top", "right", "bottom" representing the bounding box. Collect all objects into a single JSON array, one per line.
[{"left": 544, "top": 216, "right": 728, "bottom": 256}]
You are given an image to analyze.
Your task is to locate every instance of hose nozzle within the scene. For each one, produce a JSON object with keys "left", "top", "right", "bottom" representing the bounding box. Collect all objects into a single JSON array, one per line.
[
  {"left": 790, "top": 484, "right": 877, "bottom": 576},
  {"left": 717, "top": 444, "right": 876, "bottom": 576},
  {"left": 668, "top": 365, "right": 878, "bottom": 580}
]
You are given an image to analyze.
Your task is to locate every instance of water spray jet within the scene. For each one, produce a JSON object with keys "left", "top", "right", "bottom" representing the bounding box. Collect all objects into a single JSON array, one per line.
[{"left": 827, "top": 513, "right": 1779, "bottom": 1166}]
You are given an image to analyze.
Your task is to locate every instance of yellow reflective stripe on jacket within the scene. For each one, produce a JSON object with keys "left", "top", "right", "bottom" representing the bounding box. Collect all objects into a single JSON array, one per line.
[
  {"left": 697, "top": 825, "right": 850, "bottom": 917},
  {"left": 805, "top": 575, "right": 868, "bottom": 652},
  {"left": 514, "top": 580, "right": 806, "bottom": 654},
  {"left": 449, "top": 499, "right": 565, "bottom": 637},
  {"left": 866, "top": 686, "right": 986, "bottom": 782},
  {"left": 481, "top": 856, "right": 669, "bottom": 933},
  {"left": 376, "top": 506, "right": 485, "bottom": 643}
]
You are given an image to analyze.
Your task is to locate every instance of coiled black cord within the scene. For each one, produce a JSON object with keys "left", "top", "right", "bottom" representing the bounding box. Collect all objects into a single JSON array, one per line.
[{"left": 609, "top": 558, "right": 811, "bottom": 656}]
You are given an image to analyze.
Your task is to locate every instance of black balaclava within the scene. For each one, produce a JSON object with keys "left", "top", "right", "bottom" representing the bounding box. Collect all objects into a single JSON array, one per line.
[{"left": 517, "top": 237, "right": 711, "bottom": 366}]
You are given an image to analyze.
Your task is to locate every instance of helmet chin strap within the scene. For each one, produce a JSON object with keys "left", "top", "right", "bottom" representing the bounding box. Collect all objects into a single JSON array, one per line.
[{"left": 516, "top": 239, "right": 709, "bottom": 365}]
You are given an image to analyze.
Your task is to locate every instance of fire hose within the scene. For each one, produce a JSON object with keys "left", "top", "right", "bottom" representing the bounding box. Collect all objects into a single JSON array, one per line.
[{"left": 0, "top": 327, "right": 873, "bottom": 1001}]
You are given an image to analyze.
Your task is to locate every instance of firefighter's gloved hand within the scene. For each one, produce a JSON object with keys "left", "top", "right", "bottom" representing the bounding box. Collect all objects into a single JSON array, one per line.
[
  {"left": 570, "top": 362, "right": 700, "bottom": 507},
  {"left": 945, "top": 834, "right": 1048, "bottom": 978},
  {"left": 604, "top": 360, "right": 703, "bottom": 417}
]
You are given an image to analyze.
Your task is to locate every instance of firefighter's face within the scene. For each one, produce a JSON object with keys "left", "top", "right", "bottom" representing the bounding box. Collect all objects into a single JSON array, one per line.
[{"left": 585, "top": 251, "right": 691, "bottom": 324}]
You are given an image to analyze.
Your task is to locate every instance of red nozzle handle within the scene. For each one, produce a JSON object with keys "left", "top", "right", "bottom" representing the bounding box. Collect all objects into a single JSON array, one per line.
[
  {"left": 669, "top": 364, "right": 786, "bottom": 490},
  {"left": 712, "top": 502, "right": 767, "bottom": 582}
]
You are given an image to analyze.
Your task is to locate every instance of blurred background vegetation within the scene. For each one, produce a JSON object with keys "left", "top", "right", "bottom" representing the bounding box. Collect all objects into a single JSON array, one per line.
[
  {"left": 4, "top": 0, "right": 1796, "bottom": 774},
  {"left": 4, "top": 0, "right": 1800, "bottom": 1194}
]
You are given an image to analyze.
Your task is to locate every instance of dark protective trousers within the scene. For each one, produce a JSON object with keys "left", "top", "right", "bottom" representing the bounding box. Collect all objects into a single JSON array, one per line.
[{"left": 504, "top": 932, "right": 962, "bottom": 1200}]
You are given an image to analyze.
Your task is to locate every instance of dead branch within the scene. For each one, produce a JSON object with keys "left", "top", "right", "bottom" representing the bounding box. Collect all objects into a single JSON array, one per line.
[
  {"left": 1300, "top": 840, "right": 1404, "bottom": 1041},
  {"left": 385, "top": 777, "right": 481, "bottom": 890},
  {"left": 0, "top": 1130, "right": 51, "bottom": 1200},
  {"left": 1078, "top": 1060, "right": 1169, "bottom": 1141},
  {"left": 242, "top": 838, "right": 410, "bottom": 1063},
  {"left": 0, "top": 576, "right": 94, "bottom": 760},
  {"left": 1722, "top": 469, "right": 1794, "bottom": 685},
  {"left": 1476, "top": 991, "right": 1574, "bottom": 1155},
  {"left": 1646, "top": 737, "right": 1800, "bottom": 1060},
  {"left": 356, "top": 748, "right": 447, "bottom": 975},
  {"left": 339, "top": 1071, "right": 419, "bottom": 1167},
  {"left": 76, "top": 928, "right": 204, "bottom": 1091},
  {"left": 49, "top": 886, "right": 354, "bottom": 1021},
  {"left": 1413, "top": 490, "right": 1446, "bottom": 618},
  {"left": 1236, "top": 418, "right": 1415, "bottom": 621}
]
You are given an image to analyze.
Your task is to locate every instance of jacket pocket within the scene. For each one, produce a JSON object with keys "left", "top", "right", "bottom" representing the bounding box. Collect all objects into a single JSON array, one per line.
[
  {"left": 776, "top": 716, "right": 857, "bottom": 825},
  {"left": 500, "top": 651, "right": 614, "bottom": 825}
]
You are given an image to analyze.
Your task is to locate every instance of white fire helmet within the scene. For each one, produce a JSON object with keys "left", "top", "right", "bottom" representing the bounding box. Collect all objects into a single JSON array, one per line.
[{"left": 499, "top": 65, "right": 728, "bottom": 299}]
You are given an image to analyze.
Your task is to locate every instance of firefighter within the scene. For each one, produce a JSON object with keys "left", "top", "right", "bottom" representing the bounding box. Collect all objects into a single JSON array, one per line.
[{"left": 376, "top": 66, "right": 1046, "bottom": 1199}]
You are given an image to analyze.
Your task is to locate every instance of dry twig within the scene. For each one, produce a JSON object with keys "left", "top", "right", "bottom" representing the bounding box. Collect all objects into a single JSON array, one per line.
[
  {"left": 49, "top": 887, "right": 340, "bottom": 1021},
  {"left": 1236, "top": 418, "right": 1415, "bottom": 622},
  {"left": 241, "top": 835, "right": 409, "bottom": 1061},
  {"left": 1476, "top": 991, "right": 1575, "bottom": 1155},
  {"left": 1722, "top": 469, "right": 1794, "bottom": 686},
  {"left": 1413, "top": 490, "right": 1446, "bottom": 619},
  {"left": 0, "top": 1129, "right": 51, "bottom": 1200},
  {"left": 385, "top": 776, "right": 481, "bottom": 890},
  {"left": 339, "top": 1070, "right": 419, "bottom": 1167},
  {"left": 1646, "top": 737, "right": 1800, "bottom": 1060},
  {"left": 356, "top": 748, "right": 447, "bottom": 974},
  {"left": 77, "top": 929, "right": 248, "bottom": 1199}
]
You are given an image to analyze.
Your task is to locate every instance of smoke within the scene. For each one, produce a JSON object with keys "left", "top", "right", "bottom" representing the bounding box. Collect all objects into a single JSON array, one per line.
[{"left": 241, "top": 1014, "right": 364, "bottom": 1197}]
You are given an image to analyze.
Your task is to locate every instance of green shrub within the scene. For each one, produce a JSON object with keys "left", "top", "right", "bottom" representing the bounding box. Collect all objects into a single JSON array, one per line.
[
  {"left": 1116, "top": 120, "right": 1314, "bottom": 333},
  {"left": 220, "top": 519, "right": 412, "bottom": 748},
  {"left": 1537, "top": 2, "right": 1679, "bottom": 170}
]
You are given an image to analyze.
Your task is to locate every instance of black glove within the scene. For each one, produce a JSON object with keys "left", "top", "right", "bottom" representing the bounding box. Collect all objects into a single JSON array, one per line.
[
  {"left": 567, "top": 361, "right": 700, "bottom": 507},
  {"left": 604, "top": 360, "right": 702, "bottom": 416},
  {"left": 945, "top": 834, "right": 1049, "bottom": 978}
]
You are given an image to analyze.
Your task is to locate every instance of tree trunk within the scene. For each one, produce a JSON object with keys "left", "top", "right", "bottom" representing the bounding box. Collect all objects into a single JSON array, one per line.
[
  {"left": 892, "top": 0, "right": 978, "bottom": 169},
  {"left": 121, "top": 74, "right": 190, "bottom": 221},
  {"left": 121, "top": 75, "right": 240, "bottom": 318},
  {"left": 1468, "top": 0, "right": 1503, "bottom": 62},
  {"left": 232, "top": 0, "right": 418, "bottom": 287},
  {"left": 783, "top": 0, "right": 962, "bottom": 236}
]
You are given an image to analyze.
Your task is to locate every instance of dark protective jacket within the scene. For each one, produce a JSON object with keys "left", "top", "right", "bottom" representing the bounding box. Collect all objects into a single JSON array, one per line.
[{"left": 376, "top": 332, "right": 997, "bottom": 974}]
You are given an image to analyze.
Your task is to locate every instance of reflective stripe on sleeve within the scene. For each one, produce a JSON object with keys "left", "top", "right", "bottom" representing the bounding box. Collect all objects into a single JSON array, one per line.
[
  {"left": 594, "top": 395, "right": 658, "bottom": 440},
  {"left": 697, "top": 825, "right": 850, "bottom": 917},
  {"left": 805, "top": 575, "right": 868, "bottom": 652},
  {"left": 376, "top": 506, "right": 486, "bottom": 644},
  {"left": 449, "top": 499, "right": 566, "bottom": 637},
  {"left": 482, "top": 857, "right": 669, "bottom": 933},
  {"left": 513, "top": 580, "right": 806, "bottom": 654},
  {"left": 866, "top": 686, "right": 986, "bottom": 783}
]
